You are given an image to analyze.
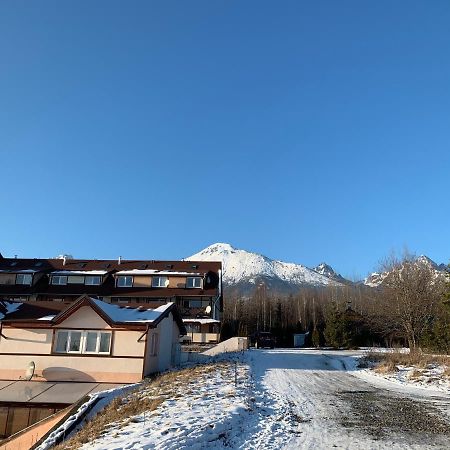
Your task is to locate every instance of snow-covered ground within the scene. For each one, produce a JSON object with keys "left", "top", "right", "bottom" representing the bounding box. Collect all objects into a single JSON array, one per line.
[{"left": 54, "top": 350, "right": 450, "bottom": 449}]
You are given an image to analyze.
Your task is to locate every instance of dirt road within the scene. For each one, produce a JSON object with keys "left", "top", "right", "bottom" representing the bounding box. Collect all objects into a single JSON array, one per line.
[{"left": 248, "top": 349, "right": 450, "bottom": 449}]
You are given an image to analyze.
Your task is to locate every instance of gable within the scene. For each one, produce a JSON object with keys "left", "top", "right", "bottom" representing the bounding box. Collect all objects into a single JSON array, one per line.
[{"left": 55, "top": 305, "right": 111, "bottom": 329}]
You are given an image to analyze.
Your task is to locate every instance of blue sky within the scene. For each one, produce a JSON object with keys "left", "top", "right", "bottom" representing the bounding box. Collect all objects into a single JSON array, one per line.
[{"left": 1, "top": 1, "right": 449, "bottom": 279}]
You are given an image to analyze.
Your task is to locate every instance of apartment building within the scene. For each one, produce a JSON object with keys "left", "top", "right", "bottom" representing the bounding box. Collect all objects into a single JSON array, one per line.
[{"left": 0, "top": 255, "right": 223, "bottom": 338}]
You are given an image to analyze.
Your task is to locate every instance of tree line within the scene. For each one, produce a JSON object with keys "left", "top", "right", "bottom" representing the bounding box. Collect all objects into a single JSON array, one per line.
[{"left": 221, "top": 255, "right": 450, "bottom": 353}]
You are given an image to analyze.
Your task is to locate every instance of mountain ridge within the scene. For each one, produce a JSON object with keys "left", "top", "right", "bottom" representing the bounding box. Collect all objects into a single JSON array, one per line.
[
  {"left": 186, "top": 243, "right": 346, "bottom": 294},
  {"left": 186, "top": 243, "right": 448, "bottom": 294}
]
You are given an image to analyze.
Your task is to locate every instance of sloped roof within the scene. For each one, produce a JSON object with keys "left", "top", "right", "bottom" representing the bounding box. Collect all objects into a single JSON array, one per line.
[
  {"left": 0, "top": 300, "right": 66, "bottom": 321},
  {"left": 0, "top": 296, "right": 186, "bottom": 334}
]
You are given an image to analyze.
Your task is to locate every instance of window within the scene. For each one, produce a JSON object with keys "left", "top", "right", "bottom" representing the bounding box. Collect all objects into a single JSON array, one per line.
[
  {"left": 85, "top": 276, "right": 101, "bottom": 285},
  {"left": 117, "top": 276, "right": 133, "bottom": 287},
  {"left": 15, "top": 274, "right": 33, "bottom": 285},
  {"left": 186, "top": 298, "right": 210, "bottom": 308},
  {"left": 185, "top": 323, "right": 200, "bottom": 333},
  {"left": 186, "top": 277, "right": 202, "bottom": 289},
  {"left": 51, "top": 276, "right": 67, "bottom": 285},
  {"left": 67, "top": 275, "right": 85, "bottom": 284},
  {"left": 152, "top": 276, "right": 168, "bottom": 288},
  {"left": 149, "top": 333, "right": 159, "bottom": 356},
  {"left": 54, "top": 330, "right": 112, "bottom": 355}
]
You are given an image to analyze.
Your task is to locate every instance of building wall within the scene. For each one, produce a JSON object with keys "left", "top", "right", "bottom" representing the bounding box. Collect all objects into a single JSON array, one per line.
[
  {"left": 0, "top": 354, "right": 143, "bottom": 382},
  {"left": 55, "top": 306, "right": 112, "bottom": 329},
  {"left": 143, "top": 329, "right": 159, "bottom": 376},
  {"left": 132, "top": 276, "right": 152, "bottom": 287},
  {"left": 0, "top": 306, "right": 146, "bottom": 382},
  {"left": 111, "top": 330, "right": 145, "bottom": 357},
  {"left": 0, "top": 274, "right": 16, "bottom": 285},
  {"left": 0, "top": 328, "right": 52, "bottom": 353},
  {"left": 156, "top": 313, "right": 175, "bottom": 372},
  {"left": 168, "top": 277, "right": 186, "bottom": 288}
]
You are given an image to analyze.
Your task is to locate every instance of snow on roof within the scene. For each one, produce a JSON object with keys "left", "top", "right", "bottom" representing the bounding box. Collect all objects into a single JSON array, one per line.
[
  {"left": 0, "top": 269, "right": 38, "bottom": 274},
  {"left": 92, "top": 299, "right": 173, "bottom": 323},
  {"left": 51, "top": 270, "right": 108, "bottom": 276},
  {"left": 182, "top": 318, "right": 220, "bottom": 324},
  {"left": 37, "top": 315, "right": 57, "bottom": 321},
  {"left": 114, "top": 269, "right": 201, "bottom": 276},
  {"left": 0, "top": 302, "right": 22, "bottom": 320}
]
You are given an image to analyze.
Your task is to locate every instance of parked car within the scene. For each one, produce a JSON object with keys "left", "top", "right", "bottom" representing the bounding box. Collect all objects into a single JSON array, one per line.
[{"left": 251, "top": 331, "right": 276, "bottom": 349}]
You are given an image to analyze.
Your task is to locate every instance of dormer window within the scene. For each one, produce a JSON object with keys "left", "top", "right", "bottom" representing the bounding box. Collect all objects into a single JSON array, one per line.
[
  {"left": 117, "top": 276, "right": 133, "bottom": 287},
  {"left": 85, "top": 276, "right": 101, "bottom": 285},
  {"left": 16, "top": 274, "right": 32, "bottom": 285},
  {"left": 52, "top": 275, "right": 68, "bottom": 285},
  {"left": 186, "top": 277, "right": 202, "bottom": 288},
  {"left": 152, "top": 276, "right": 168, "bottom": 288}
]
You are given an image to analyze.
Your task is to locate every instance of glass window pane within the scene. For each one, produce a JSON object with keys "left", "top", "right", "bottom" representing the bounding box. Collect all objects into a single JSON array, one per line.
[
  {"left": 85, "top": 332, "right": 98, "bottom": 352},
  {"left": 68, "top": 331, "right": 81, "bottom": 352},
  {"left": 118, "top": 276, "right": 132, "bottom": 287},
  {"left": 55, "top": 331, "right": 68, "bottom": 353},
  {"left": 152, "top": 276, "right": 168, "bottom": 287},
  {"left": 16, "top": 274, "right": 32, "bottom": 285},
  {"left": 6, "top": 407, "right": 29, "bottom": 436},
  {"left": 86, "top": 276, "right": 101, "bottom": 285},
  {"left": 99, "top": 333, "right": 111, "bottom": 353}
]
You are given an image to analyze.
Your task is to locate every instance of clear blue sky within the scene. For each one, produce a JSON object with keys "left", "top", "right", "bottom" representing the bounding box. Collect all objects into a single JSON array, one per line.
[{"left": 1, "top": 1, "right": 449, "bottom": 279}]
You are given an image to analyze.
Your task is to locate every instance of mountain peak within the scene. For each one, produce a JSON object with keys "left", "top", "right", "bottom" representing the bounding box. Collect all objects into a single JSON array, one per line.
[
  {"left": 203, "top": 243, "right": 237, "bottom": 253},
  {"left": 186, "top": 243, "right": 344, "bottom": 292},
  {"left": 313, "top": 262, "right": 346, "bottom": 283}
]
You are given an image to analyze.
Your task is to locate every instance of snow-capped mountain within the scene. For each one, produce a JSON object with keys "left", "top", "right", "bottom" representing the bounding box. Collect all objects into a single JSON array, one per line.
[
  {"left": 363, "top": 255, "right": 449, "bottom": 287},
  {"left": 186, "top": 243, "right": 345, "bottom": 294},
  {"left": 313, "top": 263, "right": 348, "bottom": 284}
]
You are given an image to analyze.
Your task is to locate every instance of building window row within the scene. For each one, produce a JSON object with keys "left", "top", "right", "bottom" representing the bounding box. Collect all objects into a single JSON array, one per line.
[
  {"left": 54, "top": 330, "right": 112, "bottom": 355},
  {"left": 115, "top": 276, "right": 202, "bottom": 289},
  {"left": 51, "top": 275, "right": 102, "bottom": 286}
]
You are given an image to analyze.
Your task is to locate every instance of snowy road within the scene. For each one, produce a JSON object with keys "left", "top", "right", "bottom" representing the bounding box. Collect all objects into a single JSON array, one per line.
[
  {"left": 67, "top": 350, "right": 450, "bottom": 450},
  {"left": 248, "top": 349, "right": 450, "bottom": 449}
]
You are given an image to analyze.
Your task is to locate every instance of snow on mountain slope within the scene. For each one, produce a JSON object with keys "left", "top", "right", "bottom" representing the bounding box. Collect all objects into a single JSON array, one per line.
[
  {"left": 313, "top": 262, "right": 348, "bottom": 283},
  {"left": 363, "top": 255, "right": 449, "bottom": 287},
  {"left": 186, "top": 243, "right": 343, "bottom": 288}
]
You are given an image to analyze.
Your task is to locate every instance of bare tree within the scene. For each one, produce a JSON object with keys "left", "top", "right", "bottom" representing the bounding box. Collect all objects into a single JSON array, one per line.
[{"left": 374, "top": 253, "right": 445, "bottom": 351}]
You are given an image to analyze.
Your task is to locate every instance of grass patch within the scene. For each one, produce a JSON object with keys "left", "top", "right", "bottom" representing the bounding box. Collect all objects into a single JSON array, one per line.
[
  {"left": 361, "top": 350, "right": 450, "bottom": 375},
  {"left": 54, "top": 362, "right": 229, "bottom": 450}
]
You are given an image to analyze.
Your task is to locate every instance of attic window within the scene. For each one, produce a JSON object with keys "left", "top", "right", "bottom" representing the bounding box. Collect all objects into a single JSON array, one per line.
[
  {"left": 35, "top": 262, "right": 43, "bottom": 267},
  {"left": 10, "top": 262, "right": 17, "bottom": 267},
  {"left": 165, "top": 264, "right": 173, "bottom": 269},
  {"left": 140, "top": 264, "right": 148, "bottom": 269},
  {"left": 103, "top": 263, "right": 111, "bottom": 269},
  {"left": 78, "top": 263, "right": 87, "bottom": 268},
  {"left": 191, "top": 264, "right": 199, "bottom": 269}
]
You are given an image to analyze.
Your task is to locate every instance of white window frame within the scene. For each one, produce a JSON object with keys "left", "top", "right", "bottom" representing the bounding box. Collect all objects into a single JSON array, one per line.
[
  {"left": 152, "top": 276, "right": 168, "bottom": 288},
  {"left": 51, "top": 275, "right": 68, "bottom": 285},
  {"left": 186, "top": 277, "right": 202, "bottom": 289},
  {"left": 117, "top": 276, "right": 133, "bottom": 287},
  {"left": 85, "top": 275, "right": 101, "bottom": 286},
  {"left": 15, "top": 274, "right": 33, "bottom": 285},
  {"left": 54, "top": 330, "right": 112, "bottom": 355}
]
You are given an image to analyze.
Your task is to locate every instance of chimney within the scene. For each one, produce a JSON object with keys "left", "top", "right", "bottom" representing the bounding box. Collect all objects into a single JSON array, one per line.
[{"left": 118, "top": 256, "right": 122, "bottom": 265}]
